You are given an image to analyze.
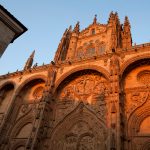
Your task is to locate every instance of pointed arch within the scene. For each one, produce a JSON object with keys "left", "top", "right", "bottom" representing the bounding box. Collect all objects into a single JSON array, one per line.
[
  {"left": 14, "top": 74, "right": 47, "bottom": 97},
  {"left": 120, "top": 53, "right": 150, "bottom": 79},
  {"left": 54, "top": 65, "right": 110, "bottom": 92},
  {"left": 0, "top": 80, "right": 16, "bottom": 90},
  {"left": 10, "top": 114, "right": 33, "bottom": 138},
  {"left": 127, "top": 100, "right": 150, "bottom": 137},
  {"left": 48, "top": 102, "right": 108, "bottom": 150}
]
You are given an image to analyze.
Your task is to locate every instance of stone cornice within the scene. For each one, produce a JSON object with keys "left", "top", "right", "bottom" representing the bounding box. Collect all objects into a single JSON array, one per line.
[
  {"left": 0, "top": 5, "right": 27, "bottom": 42},
  {"left": 0, "top": 64, "right": 50, "bottom": 80}
]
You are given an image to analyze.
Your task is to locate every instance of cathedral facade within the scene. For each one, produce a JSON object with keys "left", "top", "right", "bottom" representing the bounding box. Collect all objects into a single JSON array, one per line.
[{"left": 0, "top": 12, "right": 150, "bottom": 150}]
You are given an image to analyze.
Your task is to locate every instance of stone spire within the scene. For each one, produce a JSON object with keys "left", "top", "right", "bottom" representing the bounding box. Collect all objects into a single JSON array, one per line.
[
  {"left": 108, "top": 11, "right": 114, "bottom": 23},
  {"left": 24, "top": 50, "right": 35, "bottom": 70},
  {"left": 122, "top": 16, "right": 132, "bottom": 48},
  {"left": 115, "top": 12, "right": 120, "bottom": 22},
  {"left": 54, "top": 26, "right": 72, "bottom": 63},
  {"left": 93, "top": 14, "right": 97, "bottom": 24},
  {"left": 62, "top": 28, "right": 68, "bottom": 37},
  {"left": 123, "top": 16, "right": 131, "bottom": 31},
  {"left": 68, "top": 25, "right": 72, "bottom": 32},
  {"left": 73, "top": 21, "right": 80, "bottom": 34},
  {"left": 108, "top": 11, "right": 120, "bottom": 25}
]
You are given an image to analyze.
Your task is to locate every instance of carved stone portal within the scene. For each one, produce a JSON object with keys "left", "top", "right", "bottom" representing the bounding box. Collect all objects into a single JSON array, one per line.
[{"left": 49, "top": 104, "right": 107, "bottom": 150}]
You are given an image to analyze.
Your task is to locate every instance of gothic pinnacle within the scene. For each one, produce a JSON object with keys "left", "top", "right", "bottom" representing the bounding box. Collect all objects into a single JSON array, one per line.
[
  {"left": 30, "top": 50, "right": 35, "bottom": 58},
  {"left": 24, "top": 50, "right": 35, "bottom": 70},
  {"left": 68, "top": 25, "right": 72, "bottom": 31},
  {"left": 93, "top": 14, "right": 97, "bottom": 24},
  {"left": 108, "top": 11, "right": 114, "bottom": 23},
  {"left": 124, "top": 16, "right": 130, "bottom": 27},
  {"left": 63, "top": 28, "right": 68, "bottom": 37},
  {"left": 73, "top": 21, "right": 80, "bottom": 33}
]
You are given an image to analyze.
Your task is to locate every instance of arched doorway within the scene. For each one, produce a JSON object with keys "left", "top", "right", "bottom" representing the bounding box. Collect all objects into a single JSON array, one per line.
[
  {"left": 48, "top": 69, "right": 110, "bottom": 150},
  {"left": 49, "top": 103, "right": 108, "bottom": 150}
]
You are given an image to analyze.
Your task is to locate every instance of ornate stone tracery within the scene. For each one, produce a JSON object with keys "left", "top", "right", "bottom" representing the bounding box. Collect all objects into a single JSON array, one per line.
[
  {"left": 49, "top": 103, "right": 107, "bottom": 150},
  {"left": 55, "top": 70, "right": 109, "bottom": 124},
  {"left": 123, "top": 59, "right": 150, "bottom": 150},
  {"left": 32, "top": 86, "right": 44, "bottom": 100},
  {"left": 125, "top": 91, "right": 149, "bottom": 119},
  {"left": 137, "top": 70, "right": 150, "bottom": 85},
  {"left": 58, "top": 71, "right": 109, "bottom": 103}
]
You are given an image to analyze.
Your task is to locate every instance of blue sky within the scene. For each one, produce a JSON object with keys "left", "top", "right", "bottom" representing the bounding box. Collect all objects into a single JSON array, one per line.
[{"left": 0, "top": 0, "right": 150, "bottom": 75}]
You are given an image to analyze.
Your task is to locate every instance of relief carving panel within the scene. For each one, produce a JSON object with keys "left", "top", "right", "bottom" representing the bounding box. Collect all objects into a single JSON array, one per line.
[
  {"left": 137, "top": 70, "right": 150, "bottom": 85},
  {"left": 125, "top": 91, "right": 149, "bottom": 119},
  {"left": 16, "top": 103, "right": 37, "bottom": 121},
  {"left": 50, "top": 106, "right": 107, "bottom": 150},
  {"left": 32, "top": 86, "right": 44, "bottom": 100},
  {"left": 56, "top": 72, "right": 109, "bottom": 124}
]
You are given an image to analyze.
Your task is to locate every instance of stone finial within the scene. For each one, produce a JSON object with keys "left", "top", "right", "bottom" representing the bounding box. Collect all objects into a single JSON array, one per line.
[
  {"left": 33, "top": 62, "right": 38, "bottom": 68},
  {"left": 73, "top": 21, "right": 80, "bottom": 33},
  {"left": 108, "top": 11, "right": 114, "bottom": 21},
  {"left": 124, "top": 16, "right": 130, "bottom": 27},
  {"left": 63, "top": 28, "right": 68, "bottom": 37},
  {"left": 24, "top": 50, "right": 35, "bottom": 70},
  {"left": 108, "top": 11, "right": 120, "bottom": 24},
  {"left": 93, "top": 14, "right": 97, "bottom": 24},
  {"left": 68, "top": 25, "right": 72, "bottom": 31}
]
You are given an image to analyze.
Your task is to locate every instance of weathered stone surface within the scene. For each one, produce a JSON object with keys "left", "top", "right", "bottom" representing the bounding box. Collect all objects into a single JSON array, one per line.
[{"left": 0, "top": 12, "right": 150, "bottom": 150}]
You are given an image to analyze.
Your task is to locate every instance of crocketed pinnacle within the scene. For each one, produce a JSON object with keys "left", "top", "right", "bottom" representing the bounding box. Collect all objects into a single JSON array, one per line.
[{"left": 24, "top": 50, "right": 35, "bottom": 70}]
